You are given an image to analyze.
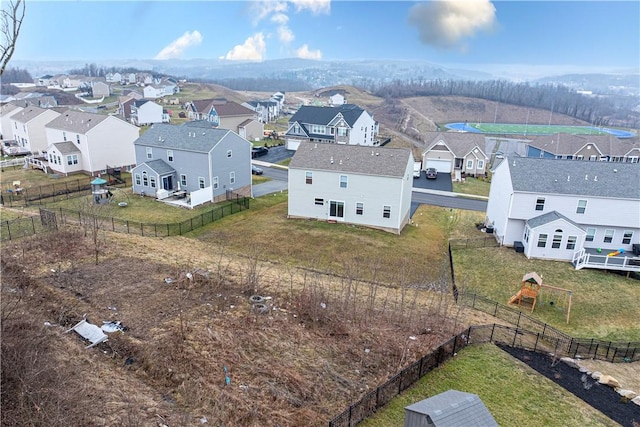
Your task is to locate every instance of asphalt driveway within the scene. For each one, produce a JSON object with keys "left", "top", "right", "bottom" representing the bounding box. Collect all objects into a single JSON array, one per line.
[{"left": 412, "top": 173, "right": 453, "bottom": 192}]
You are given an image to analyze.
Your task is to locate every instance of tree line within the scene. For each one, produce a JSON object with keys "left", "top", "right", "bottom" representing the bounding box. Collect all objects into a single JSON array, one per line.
[{"left": 366, "top": 79, "right": 639, "bottom": 128}]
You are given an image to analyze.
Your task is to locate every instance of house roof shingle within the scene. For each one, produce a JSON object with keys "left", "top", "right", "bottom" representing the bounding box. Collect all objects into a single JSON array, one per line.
[
  {"left": 46, "top": 110, "right": 109, "bottom": 133},
  {"left": 52, "top": 141, "right": 80, "bottom": 154},
  {"left": 142, "top": 159, "right": 175, "bottom": 175},
  {"left": 134, "top": 123, "right": 233, "bottom": 152},
  {"left": 11, "top": 105, "right": 55, "bottom": 123},
  {"left": 527, "top": 133, "right": 640, "bottom": 157},
  {"left": 526, "top": 210, "right": 584, "bottom": 230},
  {"left": 404, "top": 390, "right": 498, "bottom": 427},
  {"left": 289, "top": 142, "right": 411, "bottom": 178},
  {"left": 423, "top": 131, "right": 488, "bottom": 158},
  {"left": 212, "top": 101, "right": 255, "bottom": 117},
  {"left": 504, "top": 156, "right": 640, "bottom": 199},
  {"left": 289, "top": 104, "right": 366, "bottom": 128}
]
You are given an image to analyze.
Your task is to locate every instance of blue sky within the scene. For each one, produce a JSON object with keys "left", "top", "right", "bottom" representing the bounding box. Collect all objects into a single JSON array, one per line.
[{"left": 10, "top": 1, "right": 640, "bottom": 74}]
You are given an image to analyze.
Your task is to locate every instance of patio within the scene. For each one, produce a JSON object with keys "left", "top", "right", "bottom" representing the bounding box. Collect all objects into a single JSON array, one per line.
[{"left": 572, "top": 247, "right": 640, "bottom": 272}]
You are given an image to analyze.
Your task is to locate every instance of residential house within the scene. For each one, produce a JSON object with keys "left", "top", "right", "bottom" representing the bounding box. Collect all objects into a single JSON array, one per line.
[
  {"left": 130, "top": 123, "right": 252, "bottom": 207},
  {"left": 525, "top": 133, "right": 640, "bottom": 163},
  {"left": 329, "top": 93, "right": 345, "bottom": 106},
  {"left": 421, "top": 132, "right": 489, "bottom": 179},
  {"left": 242, "top": 100, "right": 280, "bottom": 123},
  {"left": 91, "top": 81, "right": 110, "bottom": 98},
  {"left": 125, "top": 73, "right": 137, "bottom": 85},
  {"left": 130, "top": 100, "right": 169, "bottom": 126},
  {"left": 9, "top": 105, "right": 62, "bottom": 154},
  {"left": 404, "top": 390, "right": 498, "bottom": 427},
  {"left": 143, "top": 85, "right": 165, "bottom": 99},
  {"left": 271, "top": 92, "right": 285, "bottom": 109},
  {"left": 35, "top": 75, "right": 55, "bottom": 87},
  {"left": 285, "top": 104, "right": 379, "bottom": 151},
  {"left": 185, "top": 100, "right": 263, "bottom": 141},
  {"left": 485, "top": 156, "right": 640, "bottom": 270},
  {"left": 118, "top": 97, "right": 136, "bottom": 122},
  {"left": 288, "top": 142, "right": 414, "bottom": 234},
  {"left": 45, "top": 110, "right": 139, "bottom": 176},
  {"left": 0, "top": 103, "right": 24, "bottom": 141},
  {"left": 106, "top": 72, "right": 122, "bottom": 83}
]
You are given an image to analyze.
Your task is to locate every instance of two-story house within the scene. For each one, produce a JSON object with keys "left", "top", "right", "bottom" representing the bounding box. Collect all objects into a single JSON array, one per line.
[
  {"left": 9, "top": 105, "right": 62, "bottom": 154},
  {"left": 184, "top": 100, "right": 263, "bottom": 141},
  {"left": 45, "top": 110, "right": 139, "bottom": 176},
  {"left": 486, "top": 157, "right": 640, "bottom": 270},
  {"left": 421, "top": 132, "right": 489, "bottom": 179},
  {"left": 91, "top": 81, "right": 110, "bottom": 98},
  {"left": 130, "top": 123, "right": 252, "bottom": 207},
  {"left": 285, "top": 104, "right": 379, "bottom": 151},
  {"left": 242, "top": 100, "right": 280, "bottom": 123},
  {"left": 288, "top": 142, "right": 414, "bottom": 234},
  {"left": 130, "top": 100, "right": 169, "bottom": 126},
  {"left": 0, "top": 103, "right": 24, "bottom": 142},
  {"left": 525, "top": 133, "right": 640, "bottom": 163}
]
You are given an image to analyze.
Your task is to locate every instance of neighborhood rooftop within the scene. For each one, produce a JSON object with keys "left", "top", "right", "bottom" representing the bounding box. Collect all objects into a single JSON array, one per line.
[
  {"left": 505, "top": 156, "right": 640, "bottom": 199},
  {"left": 289, "top": 104, "right": 366, "bottom": 127},
  {"left": 527, "top": 133, "right": 640, "bottom": 157},
  {"left": 46, "top": 110, "right": 109, "bottom": 132},
  {"left": 134, "top": 123, "right": 232, "bottom": 152},
  {"left": 423, "top": 131, "right": 487, "bottom": 156},
  {"left": 290, "top": 142, "right": 411, "bottom": 177}
]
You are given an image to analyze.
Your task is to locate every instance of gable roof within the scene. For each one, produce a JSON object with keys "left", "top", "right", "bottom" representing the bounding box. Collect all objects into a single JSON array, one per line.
[
  {"left": 134, "top": 123, "right": 234, "bottom": 152},
  {"left": 289, "top": 104, "right": 366, "bottom": 128},
  {"left": 404, "top": 390, "right": 497, "bottom": 427},
  {"left": 289, "top": 142, "right": 411, "bottom": 178},
  {"left": 526, "top": 210, "right": 585, "bottom": 231},
  {"left": 503, "top": 156, "right": 640, "bottom": 200},
  {"left": 0, "top": 103, "right": 23, "bottom": 117},
  {"left": 46, "top": 110, "right": 110, "bottom": 133},
  {"left": 141, "top": 159, "right": 175, "bottom": 175},
  {"left": 212, "top": 101, "right": 255, "bottom": 117},
  {"left": 527, "top": 133, "right": 640, "bottom": 157},
  {"left": 52, "top": 141, "right": 80, "bottom": 154},
  {"left": 423, "top": 132, "right": 488, "bottom": 158},
  {"left": 11, "top": 105, "right": 56, "bottom": 123}
]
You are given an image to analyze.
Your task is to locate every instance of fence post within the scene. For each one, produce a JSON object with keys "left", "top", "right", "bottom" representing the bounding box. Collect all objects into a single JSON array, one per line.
[
  {"left": 611, "top": 347, "right": 618, "bottom": 363},
  {"left": 453, "top": 335, "right": 458, "bottom": 354},
  {"left": 533, "top": 333, "right": 540, "bottom": 352},
  {"left": 493, "top": 301, "right": 498, "bottom": 316},
  {"left": 489, "top": 324, "right": 496, "bottom": 342},
  {"left": 31, "top": 217, "right": 35, "bottom": 234},
  {"left": 516, "top": 312, "right": 522, "bottom": 328},
  {"left": 512, "top": 328, "right": 518, "bottom": 347},
  {"left": 605, "top": 341, "right": 612, "bottom": 360},
  {"left": 541, "top": 323, "right": 547, "bottom": 340}
]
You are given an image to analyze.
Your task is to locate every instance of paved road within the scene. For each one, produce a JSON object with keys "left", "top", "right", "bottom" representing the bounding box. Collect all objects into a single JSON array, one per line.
[{"left": 252, "top": 163, "right": 488, "bottom": 212}]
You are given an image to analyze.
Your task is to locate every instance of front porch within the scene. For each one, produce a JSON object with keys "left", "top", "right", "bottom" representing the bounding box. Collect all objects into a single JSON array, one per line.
[{"left": 572, "top": 247, "right": 640, "bottom": 272}]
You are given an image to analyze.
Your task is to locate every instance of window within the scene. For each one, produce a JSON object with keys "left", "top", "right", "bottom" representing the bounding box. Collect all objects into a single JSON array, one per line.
[
  {"left": 337, "top": 127, "right": 347, "bottom": 136},
  {"left": 76, "top": 134, "right": 80, "bottom": 144},
  {"left": 293, "top": 124, "right": 301, "bottom": 134},
  {"left": 305, "top": 171, "right": 312, "bottom": 184},
  {"left": 329, "top": 201, "right": 344, "bottom": 218},
  {"left": 622, "top": 231, "right": 633, "bottom": 244},
  {"left": 576, "top": 200, "right": 587, "bottom": 214},
  {"left": 535, "top": 197, "right": 545, "bottom": 211},
  {"left": 227, "top": 150, "right": 232, "bottom": 158},
  {"left": 466, "top": 159, "right": 474, "bottom": 169},
  {"left": 167, "top": 150, "right": 174, "bottom": 162},
  {"left": 66, "top": 154, "right": 78, "bottom": 165},
  {"left": 62, "top": 131, "right": 67, "bottom": 141},
  {"left": 311, "top": 125, "right": 325, "bottom": 134},
  {"left": 586, "top": 228, "right": 596, "bottom": 242},
  {"left": 537, "top": 234, "right": 547, "bottom": 248},
  {"left": 135, "top": 173, "right": 141, "bottom": 185},
  {"left": 552, "top": 234, "right": 562, "bottom": 249},
  {"left": 356, "top": 202, "right": 364, "bottom": 215},
  {"left": 198, "top": 177, "right": 206, "bottom": 189},
  {"left": 589, "top": 155, "right": 597, "bottom": 161},
  {"left": 314, "top": 198, "right": 324, "bottom": 205},
  {"left": 383, "top": 205, "right": 391, "bottom": 218},
  {"left": 577, "top": 155, "right": 584, "bottom": 160},
  {"left": 523, "top": 227, "right": 530, "bottom": 243},
  {"left": 150, "top": 177, "right": 156, "bottom": 188},
  {"left": 230, "top": 171, "right": 235, "bottom": 184},
  {"left": 339, "top": 175, "right": 347, "bottom": 188},
  {"left": 213, "top": 176, "right": 219, "bottom": 189},
  {"left": 146, "top": 147, "right": 152, "bottom": 159},
  {"left": 566, "top": 236, "right": 577, "bottom": 250},
  {"left": 142, "top": 171, "right": 148, "bottom": 186},
  {"left": 477, "top": 159, "right": 485, "bottom": 169},
  {"left": 604, "top": 229, "right": 614, "bottom": 243}
]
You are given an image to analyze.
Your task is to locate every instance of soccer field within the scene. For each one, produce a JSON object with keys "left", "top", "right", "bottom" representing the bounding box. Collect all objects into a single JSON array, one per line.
[{"left": 445, "top": 122, "right": 637, "bottom": 138}]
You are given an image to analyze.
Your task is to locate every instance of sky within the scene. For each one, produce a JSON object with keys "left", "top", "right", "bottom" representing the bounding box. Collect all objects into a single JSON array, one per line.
[{"left": 9, "top": 0, "right": 640, "bottom": 75}]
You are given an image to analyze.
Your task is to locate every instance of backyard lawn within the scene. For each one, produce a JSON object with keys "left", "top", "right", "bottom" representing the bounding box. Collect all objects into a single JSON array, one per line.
[{"left": 452, "top": 176, "right": 490, "bottom": 197}]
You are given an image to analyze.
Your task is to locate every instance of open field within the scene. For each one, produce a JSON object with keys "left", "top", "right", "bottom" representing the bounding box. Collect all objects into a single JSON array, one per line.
[{"left": 360, "top": 344, "right": 618, "bottom": 427}]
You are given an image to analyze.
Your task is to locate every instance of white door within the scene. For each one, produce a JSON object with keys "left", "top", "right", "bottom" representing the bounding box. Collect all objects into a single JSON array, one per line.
[{"left": 425, "top": 159, "right": 452, "bottom": 173}]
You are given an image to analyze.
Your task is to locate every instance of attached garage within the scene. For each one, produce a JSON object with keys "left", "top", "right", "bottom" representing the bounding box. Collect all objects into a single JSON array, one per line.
[{"left": 425, "top": 158, "right": 452, "bottom": 173}]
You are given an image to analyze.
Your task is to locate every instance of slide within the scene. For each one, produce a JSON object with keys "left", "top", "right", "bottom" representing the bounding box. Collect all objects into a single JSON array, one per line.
[{"left": 508, "top": 290, "right": 522, "bottom": 305}]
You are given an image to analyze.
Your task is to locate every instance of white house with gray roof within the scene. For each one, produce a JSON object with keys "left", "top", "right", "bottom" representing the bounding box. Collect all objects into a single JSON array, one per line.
[
  {"left": 285, "top": 104, "right": 379, "bottom": 151},
  {"left": 486, "top": 157, "right": 640, "bottom": 270},
  {"left": 288, "top": 142, "right": 413, "bottom": 234},
  {"left": 421, "top": 132, "right": 489, "bottom": 179},
  {"left": 9, "top": 105, "right": 61, "bottom": 154},
  {"left": 0, "top": 103, "right": 24, "bottom": 142},
  {"left": 45, "top": 110, "right": 139, "bottom": 176},
  {"left": 131, "top": 123, "right": 252, "bottom": 207}
]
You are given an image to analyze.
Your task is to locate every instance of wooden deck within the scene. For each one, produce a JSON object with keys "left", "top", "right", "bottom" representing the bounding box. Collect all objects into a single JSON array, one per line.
[{"left": 572, "top": 248, "right": 640, "bottom": 272}]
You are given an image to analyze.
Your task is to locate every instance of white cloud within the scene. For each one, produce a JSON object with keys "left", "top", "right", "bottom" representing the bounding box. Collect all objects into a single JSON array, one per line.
[
  {"left": 290, "top": 0, "right": 330, "bottom": 15},
  {"left": 408, "top": 0, "right": 496, "bottom": 50},
  {"left": 295, "top": 44, "right": 322, "bottom": 60},
  {"left": 252, "top": 1, "right": 288, "bottom": 25},
  {"left": 154, "top": 31, "right": 203, "bottom": 60},
  {"left": 277, "top": 26, "right": 295, "bottom": 43},
  {"left": 224, "top": 33, "right": 267, "bottom": 61},
  {"left": 271, "top": 12, "right": 289, "bottom": 25}
]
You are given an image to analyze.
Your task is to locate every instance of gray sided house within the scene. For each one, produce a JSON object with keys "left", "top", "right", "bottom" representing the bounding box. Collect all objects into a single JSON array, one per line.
[
  {"left": 421, "top": 132, "right": 489, "bottom": 179},
  {"left": 131, "top": 123, "right": 252, "bottom": 208},
  {"left": 404, "top": 390, "right": 497, "bottom": 427}
]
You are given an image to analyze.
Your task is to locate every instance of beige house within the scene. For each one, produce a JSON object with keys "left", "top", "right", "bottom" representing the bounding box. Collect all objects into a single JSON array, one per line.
[
  {"left": 525, "top": 133, "right": 640, "bottom": 163},
  {"left": 185, "top": 99, "right": 263, "bottom": 141},
  {"left": 421, "top": 132, "right": 489, "bottom": 179}
]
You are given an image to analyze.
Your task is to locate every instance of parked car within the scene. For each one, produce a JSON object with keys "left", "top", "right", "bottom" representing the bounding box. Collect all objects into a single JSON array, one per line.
[
  {"left": 251, "top": 146, "right": 269, "bottom": 158},
  {"left": 251, "top": 165, "right": 264, "bottom": 175},
  {"left": 426, "top": 168, "right": 438, "bottom": 179}
]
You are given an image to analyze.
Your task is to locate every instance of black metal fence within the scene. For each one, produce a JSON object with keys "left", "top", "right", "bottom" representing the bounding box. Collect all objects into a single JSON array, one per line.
[
  {"left": 328, "top": 332, "right": 469, "bottom": 427},
  {"left": 1, "top": 177, "right": 130, "bottom": 207},
  {"left": 449, "top": 236, "right": 499, "bottom": 250},
  {"left": 1, "top": 197, "right": 250, "bottom": 241}
]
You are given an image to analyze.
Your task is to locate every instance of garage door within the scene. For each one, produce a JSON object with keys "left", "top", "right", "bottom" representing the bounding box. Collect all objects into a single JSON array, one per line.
[{"left": 425, "top": 159, "right": 452, "bottom": 173}]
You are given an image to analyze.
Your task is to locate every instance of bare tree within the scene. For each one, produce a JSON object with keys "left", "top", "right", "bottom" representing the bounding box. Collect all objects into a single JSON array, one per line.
[{"left": 0, "top": 0, "right": 25, "bottom": 76}]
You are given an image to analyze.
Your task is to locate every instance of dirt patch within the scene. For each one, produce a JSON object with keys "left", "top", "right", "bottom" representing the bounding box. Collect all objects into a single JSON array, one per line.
[{"left": 498, "top": 344, "right": 640, "bottom": 427}]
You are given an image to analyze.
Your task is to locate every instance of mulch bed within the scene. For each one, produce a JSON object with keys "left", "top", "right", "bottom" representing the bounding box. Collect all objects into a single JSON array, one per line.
[{"left": 498, "top": 344, "right": 640, "bottom": 427}]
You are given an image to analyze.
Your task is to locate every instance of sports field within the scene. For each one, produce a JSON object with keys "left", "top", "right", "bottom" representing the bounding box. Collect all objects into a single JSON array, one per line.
[{"left": 445, "top": 122, "right": 637, "bottom": 138}]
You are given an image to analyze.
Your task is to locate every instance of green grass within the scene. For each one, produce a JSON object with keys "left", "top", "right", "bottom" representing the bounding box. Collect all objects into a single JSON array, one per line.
[
  {"left": 360, "top": 344, "right": 616, "bottom": 427},
  {"left": 452, "top": 176, "right": 490, "bottom": 197},
  {"left": 453, "top": 247, "right": 640, "bottom": 341}
]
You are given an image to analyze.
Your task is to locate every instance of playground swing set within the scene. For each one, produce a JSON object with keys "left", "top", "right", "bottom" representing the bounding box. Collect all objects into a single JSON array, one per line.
[{"left": 508, "top": 272, "right": 573, "bottom": 323}]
